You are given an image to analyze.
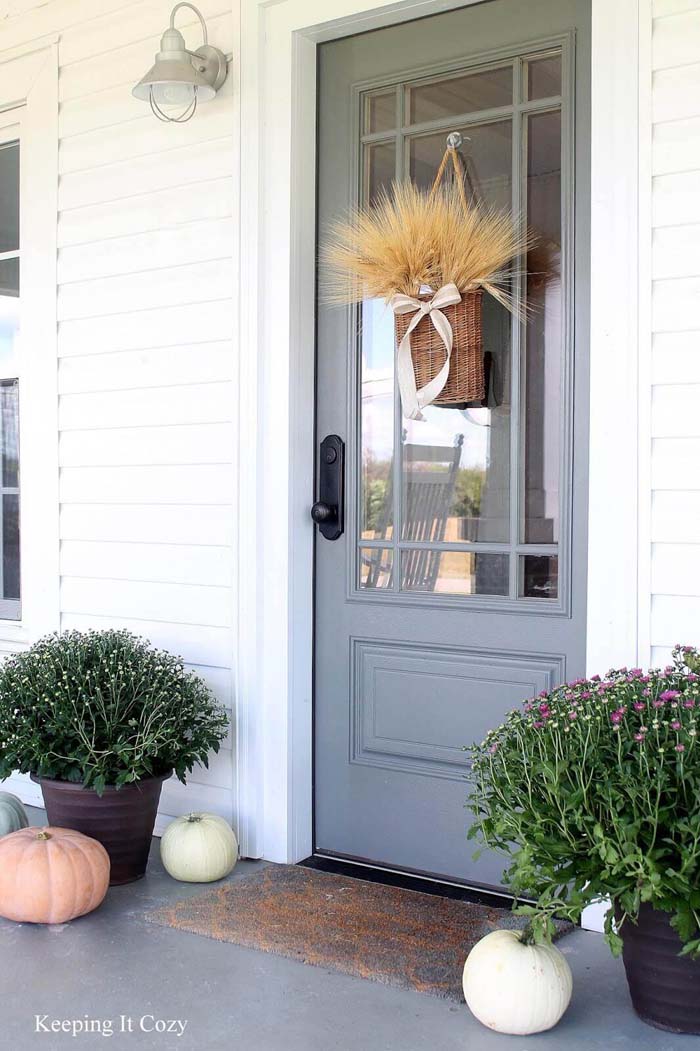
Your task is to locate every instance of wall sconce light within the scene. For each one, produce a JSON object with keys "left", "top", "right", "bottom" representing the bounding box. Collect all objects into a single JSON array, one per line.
[{"left": 132, "top": 2, "right": 228, "bottom": 123}]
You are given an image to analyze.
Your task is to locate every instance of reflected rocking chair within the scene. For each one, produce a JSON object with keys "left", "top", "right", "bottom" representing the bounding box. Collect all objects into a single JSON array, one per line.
[{"left": 363, "top": 434, "right": 463, "bottom": 591}]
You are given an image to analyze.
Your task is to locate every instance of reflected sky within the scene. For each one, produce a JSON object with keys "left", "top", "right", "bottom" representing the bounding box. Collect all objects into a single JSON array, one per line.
[{"left": 360, "top": 297, "right": 491, "bottom": 470}]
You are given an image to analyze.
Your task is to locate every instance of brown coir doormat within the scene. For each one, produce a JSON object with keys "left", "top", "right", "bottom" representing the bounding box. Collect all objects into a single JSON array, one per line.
[{"left": 145, "top": 864, "right": 571, "bottom": 1001}]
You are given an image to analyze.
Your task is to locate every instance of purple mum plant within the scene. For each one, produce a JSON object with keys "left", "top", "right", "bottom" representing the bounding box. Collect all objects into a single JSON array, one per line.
[{"left": 468, "top": 645, "right": 700, "bottom": 956}]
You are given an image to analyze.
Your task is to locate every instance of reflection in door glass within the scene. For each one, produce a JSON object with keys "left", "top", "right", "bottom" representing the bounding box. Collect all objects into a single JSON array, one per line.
[
  {"left": 520, "top": 554, "right": 558, "bottom": 599},
  {"left": 361, "top": 300, "right": 394, "bottom": 540},
  {"left": 406, "top": 67, "right": 512, "bottom": 125},
  {"left": 526, "top": 56, "right": 562, "bottom": 101},
  {"left": 364, "top": 142, "right": 396, "bottom": 204},
  {"left": 402, "top": 550, "right": 508, "bottom": 596},
  {"left": 360, "top": 547, "right": 394, "bottom": 589},
  {"left": 356, "top": 53, "right": 565, "bottom": 602},
  {"left": 401, "top": 401, "right": 510, "bottom": 544},
  {"left": 523, "top": 110, "right": 562, "bottom": 545},
  {"left": 403, "top": 117, "right": 513, "bottom": 546},
  {"left": 409, "top": 120, "right": 512, "bottom": 211},
  {"left": 364, "top": 90, "right": 396, "bottom": 134}
]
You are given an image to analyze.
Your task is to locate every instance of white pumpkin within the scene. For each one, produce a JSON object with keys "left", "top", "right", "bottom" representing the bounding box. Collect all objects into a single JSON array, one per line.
[
  {"left": 463, "top": 929, "right": 572, "bottom": 1035},
  {"left": 0, "top": 792, "right": 29, "bottom": 837},
  {"left": 160, "top": 812, "right": 238, "bottom": 883}
]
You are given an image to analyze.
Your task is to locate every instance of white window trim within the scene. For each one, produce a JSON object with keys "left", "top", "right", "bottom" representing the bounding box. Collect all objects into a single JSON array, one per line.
[
  {"left": 235, "top": 0, "right": 646, "bottom": 872},
  {"left": 0, "top": 41, "right": 59, "bottom": 653}
]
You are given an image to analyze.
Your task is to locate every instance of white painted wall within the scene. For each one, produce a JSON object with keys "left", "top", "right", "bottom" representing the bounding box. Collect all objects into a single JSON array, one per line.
[
  {"left": 648, "top": 0, "right": 700, "bottom": 667},
  {"left": 0, "top": 0, "right": 237, "bottom": 833}
]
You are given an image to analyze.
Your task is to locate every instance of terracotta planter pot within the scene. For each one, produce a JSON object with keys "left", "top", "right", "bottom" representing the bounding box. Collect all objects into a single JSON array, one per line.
[
  {"left": 618, "top": 902, "right": 700, "bottom": 1033},
  {"left": 31, "top": 773, "right": 171, "bottom": 885}
]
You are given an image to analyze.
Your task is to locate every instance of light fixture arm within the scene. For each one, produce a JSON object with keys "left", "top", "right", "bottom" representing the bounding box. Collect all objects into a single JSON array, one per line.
[{"left": 169, "top": 2, "right": 208, "bottom": 45}]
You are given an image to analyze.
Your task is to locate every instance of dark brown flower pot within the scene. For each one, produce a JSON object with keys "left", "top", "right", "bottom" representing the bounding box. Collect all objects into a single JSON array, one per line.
[
  {"left": 618, "top": 902, "right": 700, "bottom": 1033},
  {"left": 31, "top": 773, "right": 171, "bottom": 886}
]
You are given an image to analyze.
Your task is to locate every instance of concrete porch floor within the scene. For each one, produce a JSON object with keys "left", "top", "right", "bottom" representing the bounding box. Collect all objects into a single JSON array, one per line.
[{"left": 0, "top": 809, "right": 693, "bottom": 1051}]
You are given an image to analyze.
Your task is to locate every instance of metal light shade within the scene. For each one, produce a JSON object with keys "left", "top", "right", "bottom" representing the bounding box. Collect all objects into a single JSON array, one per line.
[
  {"left": 134, "top": 65, "right": 213, "bottom": 107},
  {"left": 132, "top": 6, "right": 227, "bottom": 121}
]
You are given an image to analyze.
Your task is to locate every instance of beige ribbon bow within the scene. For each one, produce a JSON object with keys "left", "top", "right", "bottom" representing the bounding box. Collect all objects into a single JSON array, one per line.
[{"left": 388, "top": 283, "right": 462, "bottom": 421}]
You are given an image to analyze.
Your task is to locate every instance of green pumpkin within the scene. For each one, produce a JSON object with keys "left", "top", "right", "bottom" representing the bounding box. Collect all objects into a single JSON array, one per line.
[{"left": 0, "top": 792, "right": 29, "bottom": 836}]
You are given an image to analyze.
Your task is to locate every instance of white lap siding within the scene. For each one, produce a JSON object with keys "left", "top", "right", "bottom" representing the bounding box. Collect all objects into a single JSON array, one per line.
[
  {"left": 0, "top": 0, "right": 236, "bottom": 834},
  {"left": 650, "top": 0, "right": 700, "bottom": 666}
]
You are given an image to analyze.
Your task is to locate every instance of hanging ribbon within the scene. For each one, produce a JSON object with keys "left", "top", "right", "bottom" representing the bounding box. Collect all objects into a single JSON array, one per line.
[{"left": 388, "top": 282, "right": 462, "bottom": 421}]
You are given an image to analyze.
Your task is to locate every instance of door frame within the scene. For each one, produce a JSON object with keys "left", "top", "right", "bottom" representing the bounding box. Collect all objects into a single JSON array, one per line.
[{"left": 235, "top": 0, "right": 652, "bottom": 867}]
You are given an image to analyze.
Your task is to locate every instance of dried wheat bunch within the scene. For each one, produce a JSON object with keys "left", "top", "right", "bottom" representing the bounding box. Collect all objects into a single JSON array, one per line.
[{"left": 322, "top": 179, "right": 533, "bottom": 313}]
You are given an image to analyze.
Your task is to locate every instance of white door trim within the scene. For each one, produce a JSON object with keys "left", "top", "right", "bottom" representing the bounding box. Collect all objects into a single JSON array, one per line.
[{"left": 236, "top": 0, "right": 646, "bottom": 865}]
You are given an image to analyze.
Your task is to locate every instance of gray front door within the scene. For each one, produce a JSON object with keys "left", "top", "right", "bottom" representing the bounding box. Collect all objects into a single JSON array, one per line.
[{"left": 314, "top": 0, "right": 591, "bottom": 889}]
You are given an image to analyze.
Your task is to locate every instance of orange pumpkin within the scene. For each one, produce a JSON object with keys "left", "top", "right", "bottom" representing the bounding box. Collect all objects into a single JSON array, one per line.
[{"left": 0, "top": 827, "right": 110, "bottom": 924}]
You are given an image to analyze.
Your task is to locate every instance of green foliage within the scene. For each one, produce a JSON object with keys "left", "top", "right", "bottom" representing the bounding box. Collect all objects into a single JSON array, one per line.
[
  {"left": 452, "top": 468, "right": 485, "bottom": 520},
  {"left": 364, "top": 476, "right": 389, "bottom": 536},
  {"left": 0, "top": 630, "right": 229, "bottom": 793},
  {"left": 468, "top": 645, "right": 700, "bottom": 956}
]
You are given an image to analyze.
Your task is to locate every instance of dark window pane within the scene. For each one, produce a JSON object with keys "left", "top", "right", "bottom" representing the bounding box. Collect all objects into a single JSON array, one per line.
[
  {"left": 0, "top": 257, "right": 19, "bottom": 298},
  {"left": 0, "top": 142, "right": 19, "bottom": 254},
  {"left": 407, "top": 67, "right": 512, "bottom": 125},
  {"left": 1, "top": 381, "right": 18, "bottom": 488},
  {"left": 401, "top": 550, "right": 508, "bottom": 596},
  {"left": 520, "top": 554, "right": 557, "bottom": 599},
  {"left": 365, "top": 91, "right": 396, "bottom": 134},
  {"left": 523, "top": 109, "right": 561, "bottom": 544},
  {"left": 527, "top": 56, "right": 562, "bottom": 101},
  {"left": 363, "top": 141, "right": 395, "bottom": 204},
  {"left": 2, "top": 492, "right": 19, "bottom": 602},
  {"left": 0, "top": 381, "right": 19, "bottom": 609}
]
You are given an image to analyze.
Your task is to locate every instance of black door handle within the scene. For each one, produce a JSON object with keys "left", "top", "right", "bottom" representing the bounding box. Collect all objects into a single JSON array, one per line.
[
  {"left": 312, "top": 435, "right": 344, "bottom": 540},
  {"left": 311, "top": 501, "right": 336, "bottom": 524}
]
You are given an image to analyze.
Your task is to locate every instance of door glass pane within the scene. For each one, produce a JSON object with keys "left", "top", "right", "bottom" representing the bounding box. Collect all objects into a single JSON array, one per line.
[
  {"left": 0, "top": 142, "right": 19, "bottom": 254},
  {"left": 360, "top": 548, "right": 393, "bottom": 589},
  {"left": 401, "top": 400, "right": 510, "bottom": 544},
  {"left": 406, "top": 66, "right": 512, "bottom": 125},
  {"left": 403, "top": 119, "right": 512, "bottom": 544},
  {"left": 523, "top": 109, "right": 561, "bottom": 545},
  {"left": 401, "top": 550, "right": 508, "bottom": 596},
  {"left": 360, "top": 137, "right": 396, "bottom": 543},
  {"left": 355, "top": 64, "right": 566, "bottom": 604},
  {"left": 526, "top": 56, "right": 561, "bottom": 101},
  {"left": 520, "top": 554, "right": 558, "bottom": 599},
  {"left": 365, "top": 90, "right": 396, "bottom": 134},
  {"left": 361, "top": 301, "right": 394, "bottom": 540},
  {"left": 363, "top": 141, "right": 395, "bottom": 204},
  {"left": 408, "top": 120, "right": 512, "bottom": 210}
]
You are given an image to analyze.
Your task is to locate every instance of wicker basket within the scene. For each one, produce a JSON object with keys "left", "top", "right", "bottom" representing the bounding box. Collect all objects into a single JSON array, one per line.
[{"left": 394, "top": 288, "right": 484, "bottom": 406}]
